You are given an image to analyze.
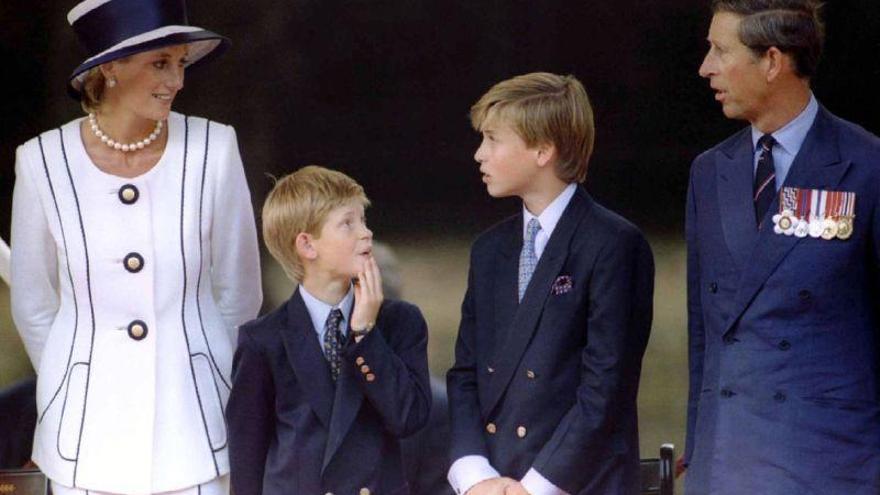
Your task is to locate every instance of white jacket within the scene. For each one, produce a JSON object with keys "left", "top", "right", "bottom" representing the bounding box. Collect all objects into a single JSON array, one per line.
[{"left": 10, "top": 112, "right": 262, "bottom": 494}]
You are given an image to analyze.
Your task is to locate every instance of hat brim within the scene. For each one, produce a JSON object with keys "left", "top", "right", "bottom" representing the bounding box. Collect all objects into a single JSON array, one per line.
[{"left": 68, "top": 28, "right": 229, "bottom": 99}]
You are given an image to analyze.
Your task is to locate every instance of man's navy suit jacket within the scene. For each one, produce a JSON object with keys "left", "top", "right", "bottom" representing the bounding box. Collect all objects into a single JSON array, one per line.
[
  {"left": 685, "top": 106, "right": 880, "bottom": 494},
  {"left": 227, "top": 289, "right": 431, "bottom": 495},
  {"left": 447, "top": 186, "right": 655, "bottom": 494}
]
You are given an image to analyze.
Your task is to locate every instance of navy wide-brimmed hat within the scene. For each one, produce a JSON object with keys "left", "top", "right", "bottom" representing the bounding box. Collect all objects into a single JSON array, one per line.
[{"left": 67, "top": 0, "right": 229, "bottom": 98}]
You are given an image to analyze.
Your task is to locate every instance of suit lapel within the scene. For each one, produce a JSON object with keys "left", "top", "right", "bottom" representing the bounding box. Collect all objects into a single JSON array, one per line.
[
  {"left": 716, "top": 129, "right": 760, "bottom": 269},
  {"left": 492, "top": 216, "right": 521, "bottom": 354},
  {"left": 482, "top": 188, "right": 591, "bottom": 418},
  {"left": 723, "top": 107, "right": 850, "bottom": 335},
  {"left": 321, "top": 358, "right": 363, "bottom": 474},
  {"left": 281, "top": 288, "right": 335, "bottom": 429}
]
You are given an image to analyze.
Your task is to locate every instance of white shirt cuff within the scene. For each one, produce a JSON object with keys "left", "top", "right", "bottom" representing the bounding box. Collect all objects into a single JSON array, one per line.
[
  {"left": 448, "top": 455, "right": 501, "bottom": 495},
  {"left": 521, "top": 468, "right": 569, "bottom": 495}
]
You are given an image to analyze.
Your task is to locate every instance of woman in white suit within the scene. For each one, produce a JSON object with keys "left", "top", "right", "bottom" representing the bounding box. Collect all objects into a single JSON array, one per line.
[{"left": 9, "top": 1, "right": 262, "bottom": 493}]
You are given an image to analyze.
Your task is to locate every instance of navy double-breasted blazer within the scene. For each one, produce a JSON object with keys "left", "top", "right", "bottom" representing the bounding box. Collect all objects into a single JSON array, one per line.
[
  {"left": 447, "top": 186, "right": 654, "bottom": 494},
  {"left": 226, "top": 289, "right": 431, "bottom": 495},
  {"left": 684, "top": 106, "right": 880, "bottom": 494}
]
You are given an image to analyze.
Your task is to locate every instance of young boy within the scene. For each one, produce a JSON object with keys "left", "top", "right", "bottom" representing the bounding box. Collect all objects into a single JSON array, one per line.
[
  {"left": 227, "top": 165, "right": 431, "bottom": 495},
  {"left": 446, "top": 73, "right": 654, "bottom": 495}
]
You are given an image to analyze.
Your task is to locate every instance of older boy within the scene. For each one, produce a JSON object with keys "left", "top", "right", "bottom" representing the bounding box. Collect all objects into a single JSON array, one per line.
[
  {"left": 446, "top": 73, "right": 654, "bottom": 495},
  {"left": 227, "top": 166, "right": 431, "bottom": 495}
]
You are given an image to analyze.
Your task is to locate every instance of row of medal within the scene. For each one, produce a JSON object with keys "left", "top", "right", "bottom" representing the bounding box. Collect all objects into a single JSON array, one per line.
[{"left": 771, "top": 187, "right": 855, "bottom": 240}]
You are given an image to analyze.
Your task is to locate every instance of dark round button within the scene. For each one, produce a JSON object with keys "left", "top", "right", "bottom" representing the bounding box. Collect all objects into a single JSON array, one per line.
[
  {"left": 778, "top": 340, "right": 791, "bottom": 351},
  {"left": 118, "top": 184, "right": 139, "bottom": 205},
  {"left": 709, "top": 282, "right": 718, "bottom": 294},
  {"left": 720, "top": 389, "right": 734, "bottom": 398},
  {"left": 123, "top": 252, "right": 144, "bottom": 273},
  {"left": 773, "top": 392, "right": 787, "bottom": 403},
  {"left": 723, "top": 335, "right": 736, "bottom": 345},
  {"left": 798, "top": 290, "right": 811, "bottom": 301},
  {"left": 127, "top": 320, "right": 148, "bottom": 341}
]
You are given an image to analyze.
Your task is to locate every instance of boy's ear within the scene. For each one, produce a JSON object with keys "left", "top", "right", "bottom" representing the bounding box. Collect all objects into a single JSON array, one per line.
[
  {"left": 295, "top": 232, "right": 318, "bottom": 261},
  {"left": 535, "top": 142, "right": 557, "bottom": 168}
]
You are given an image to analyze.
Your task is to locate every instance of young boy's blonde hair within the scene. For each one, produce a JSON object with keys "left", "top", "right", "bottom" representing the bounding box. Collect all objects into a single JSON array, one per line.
[
  {"left": 470, "top": 72, "right": 595, "bottom": 183},
  {"left": 262, "top": 165, "right": 370, "bottom": 282}
]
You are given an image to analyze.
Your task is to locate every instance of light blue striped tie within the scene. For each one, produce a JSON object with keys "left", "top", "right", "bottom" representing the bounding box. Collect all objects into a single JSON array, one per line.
[{"left": 518, "top": 218, "right": 541, "bottom": 302}]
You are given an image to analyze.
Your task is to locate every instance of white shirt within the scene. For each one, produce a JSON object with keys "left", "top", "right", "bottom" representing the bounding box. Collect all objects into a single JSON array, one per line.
[
  {"left": 447, "top": 183, "right": 577, "bottom": 495},
  {"left": 298, "top": 284, "right": 354, "bottom": 344}
]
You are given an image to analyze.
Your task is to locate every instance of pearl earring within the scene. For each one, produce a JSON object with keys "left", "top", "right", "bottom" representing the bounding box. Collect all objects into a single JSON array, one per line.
[{"left": 107, "top": 77, "right": 117, "bottom": 88}]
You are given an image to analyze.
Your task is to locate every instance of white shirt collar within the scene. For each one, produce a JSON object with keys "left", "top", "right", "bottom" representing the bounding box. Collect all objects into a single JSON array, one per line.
[
  {"left": 751, "top": 93, "right": 819, "bottom": 156},
  {"left": 298, "top": 283, "right": 355, "bottom": 337},
  {"left": 522, "top": 182, "right": 577, "bottom": 239}
]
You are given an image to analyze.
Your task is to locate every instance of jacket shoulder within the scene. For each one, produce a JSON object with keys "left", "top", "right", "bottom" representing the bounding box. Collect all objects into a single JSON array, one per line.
[
  {"left": 470, "top": 213, "right": 518, "bottom": 257},
  {"left": 238, "top": 301, "right": 287, "bottom": 347}
]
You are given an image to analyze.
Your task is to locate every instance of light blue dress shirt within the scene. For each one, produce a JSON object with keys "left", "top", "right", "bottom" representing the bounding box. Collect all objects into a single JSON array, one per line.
[
  {"left": 751, "top": 93, "right": 819, "bottom": 190},
  {"left": 299, "top": 284, "right": 354, "bottom": 346}
]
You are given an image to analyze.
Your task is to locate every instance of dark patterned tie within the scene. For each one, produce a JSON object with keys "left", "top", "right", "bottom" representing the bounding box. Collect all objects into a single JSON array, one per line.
[
  {"left": 754, "top": 134, "right": 777, "bottom": 227},
  {"left": 323, "top": 309, "right": 344, "bottom": 381}
]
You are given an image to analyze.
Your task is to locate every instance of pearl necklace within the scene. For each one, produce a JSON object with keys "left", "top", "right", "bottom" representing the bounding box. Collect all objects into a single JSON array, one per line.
[{"left": 88, "top": 113, "right": 163, "bottom": 152}]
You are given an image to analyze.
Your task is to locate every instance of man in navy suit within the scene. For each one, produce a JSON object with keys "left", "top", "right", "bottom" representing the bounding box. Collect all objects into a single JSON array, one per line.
[
  {"left": 227, "top": 166, "right": 431, "bottom": 495},
  {"left": 447, "top": 72, "right": 654, "bottom": 495},
  {"left": 684, "top": 1, "right": 880, "bottom": 493}
]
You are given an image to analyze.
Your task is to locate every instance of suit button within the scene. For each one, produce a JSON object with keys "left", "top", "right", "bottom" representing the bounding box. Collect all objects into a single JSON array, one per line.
[
  {"left": 798, "top": 289, "right": 812, "bottom": 301},
  {"left": 359, "top": 489, "right": 371, "bottom": 495},
  {"left": 123, "top": 252, "right": 144, "bottom": 273},
  {"left": 365, "top": 373, "right": 376, "bottom": 382},
  {"left": 486, "top": 423, "right": 497, "bottom": 434},
  {"left": 360, "top": 365, "right": 370, "bottom": 374},
  {"left": 778, "top": 340, "right": 791, "bottom": 351},
  {"left": 487, "top": 366, "right": 495, "bottom": 374},
  {"left": 324, "top": 492, "right": 333, "bottom": 495},
  {"left": 723, "top": 335, "right": 736, "bottom": 345},
  {"left": 355, "top": 356, "right": 365, "bottom": 366},
  {"left": 774, "top": 392, "right": 787, "bottom": 402},
  {"left": 526, "top": 370, "right": 536, "bottom": 379},
  {"left": 516, "top": 426, "right": 527, "bottom": 438},
  {"left": 709, "top": 282, "right": 718, "bottom": 293},
  {"left": 128, "top": 320, "right": 148, "bottom": 341},
  {"left": 720, "top": 388, "right": 734, "bottom": 398},
  {"left": 118, "top": 184, "right": 139, "bottom": 204}
]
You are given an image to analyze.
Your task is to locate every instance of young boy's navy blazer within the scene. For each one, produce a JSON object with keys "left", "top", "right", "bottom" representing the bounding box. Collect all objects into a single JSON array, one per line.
[
  {"left": 227, "top": 288, "right": 431, "bottom": 495},
  {"left": 447, "top": 186, "right": 654, "bottom": 494}
]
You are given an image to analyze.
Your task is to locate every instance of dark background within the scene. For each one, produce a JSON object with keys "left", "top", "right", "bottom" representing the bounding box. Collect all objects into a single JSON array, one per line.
[{"left": 2, "top": 0, "right": 879, "bottom": 240}]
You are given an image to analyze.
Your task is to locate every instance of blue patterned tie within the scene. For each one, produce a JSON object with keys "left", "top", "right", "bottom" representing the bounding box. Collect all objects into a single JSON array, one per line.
[
  {"left": 323, "top": 309, "right": 344, "bottom": 381},
  {"left": 518, "top": 218, "right": 542, "bottom": 302}
]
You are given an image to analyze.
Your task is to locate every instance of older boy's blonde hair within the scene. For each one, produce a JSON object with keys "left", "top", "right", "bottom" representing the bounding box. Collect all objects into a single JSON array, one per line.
[
  {"left": 470, "top": 72, "right": 595, "bottom": 183},
  {"left": 262, "top": 165, "right": 370, "bottom": 283}
]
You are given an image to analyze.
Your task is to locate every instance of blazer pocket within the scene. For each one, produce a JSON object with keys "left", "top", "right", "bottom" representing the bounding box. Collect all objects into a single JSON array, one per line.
[
  {"left": 57, "top": 363, "right": 89, "bottom": 460},
  {"left": 191, "top": 353, "right": 227, "bottom": 450}
]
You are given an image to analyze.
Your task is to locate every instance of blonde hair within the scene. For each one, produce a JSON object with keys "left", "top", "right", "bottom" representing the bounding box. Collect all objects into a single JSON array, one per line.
[
  {"left": 470, "top": 72, "right": 595, "bottom": 183},
  {"left": 262, "top": 165, "right": 370, "bottom": 282},
  {"left": 80, "top": 67, "right": 107, "bottom": 114}
]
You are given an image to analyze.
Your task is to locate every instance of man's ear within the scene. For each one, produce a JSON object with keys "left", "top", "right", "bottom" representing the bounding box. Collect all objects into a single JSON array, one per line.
[
  {"left": 535, "top": 142, "right": 557, "bottom": 168},
  {"left": 764, "top": 46, "right": 788, "bottom": 83},
  {"left": 295, "top": 232, "right": 317, "bottom": 261}
]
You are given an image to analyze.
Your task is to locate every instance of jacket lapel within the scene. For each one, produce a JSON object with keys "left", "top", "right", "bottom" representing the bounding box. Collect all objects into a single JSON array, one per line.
[
  {"left": 492, "top": 216, "right": 521, "bottom": 355},
  {"left": 321, "top": 358, "right": 363, "bottom": 474},
  {"left": 482, "top": 188, "right": 591, "bottom": 418},
  {"left": 723, "top": 107, "right": 850, "bottom": 335},
  {"left": 281, "top": 288, "right": 335, "bottom": 429},
  {"left": 716, "top": 129, "right": 760, "bottom": 269}
]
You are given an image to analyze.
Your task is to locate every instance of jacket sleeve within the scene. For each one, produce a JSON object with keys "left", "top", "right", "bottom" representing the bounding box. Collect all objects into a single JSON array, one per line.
[
  {"left": 227, "top": 328, "right": 275, "bottom": 495},
  {"left": 684, "top": 164, "right": 706, "bottom": 466},
  {"left": 209, "top": 124, "right": 262, "bottom": 340},
  {"left": 10, "top": 143, "right": 59, "bottom": 369},
  {"left": 343, "top": 302, "right": 431, "bottom": 437},
  {"left": 530, "top": 227, "right": 655, "bottom": 492},
  {"left": 446, "top": 257, "right": 494, "bottom": 462}
]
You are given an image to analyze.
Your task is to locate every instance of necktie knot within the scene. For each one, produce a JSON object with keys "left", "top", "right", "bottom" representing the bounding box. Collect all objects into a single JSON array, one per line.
[
  {"left": 525, "top": 218, "right": 541, "bottom": 242},
  {"left": 758, "top": 134, "right": 776, "bottom": 153}
]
